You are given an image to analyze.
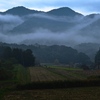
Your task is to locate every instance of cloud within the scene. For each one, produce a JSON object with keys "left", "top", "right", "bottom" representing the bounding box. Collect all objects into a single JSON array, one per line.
[
  {"left": 27, "top": 13, "right": 82, "bottom": 23},
  {"left": 0, "top": 14, "right": 23, "bottom": 23},
  {"left": 0, "top": 16, "right": 100, "bottom": 47},
  {"left": 0, "top": 30, "right": 77, "bottom": 46},
  {"left": 0, "top": 14, "right": 23, "bottom": 32},
  {"left": 0, "top": 10, "right": 100, "bottom": 47}
]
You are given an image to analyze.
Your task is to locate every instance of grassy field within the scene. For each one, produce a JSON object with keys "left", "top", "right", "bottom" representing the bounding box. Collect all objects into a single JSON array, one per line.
[
  {"left": 1, "top": 65, "right": 100, "bottom": 100},
  {"left": 14, "top": 65, "right": 31, "bottom": 84},
  {"left": 0, "top": 65, "right": 30, "bottom": 99}
]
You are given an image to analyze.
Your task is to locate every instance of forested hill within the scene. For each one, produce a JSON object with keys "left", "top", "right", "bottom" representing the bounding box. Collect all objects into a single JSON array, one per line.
[{"left": 0, "top": 42, "right": 91, "bottom": 64}]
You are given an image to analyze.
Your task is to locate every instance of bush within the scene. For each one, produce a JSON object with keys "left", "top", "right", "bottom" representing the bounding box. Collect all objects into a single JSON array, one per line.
[
  {"left": 0, "top": 61, "right": 14, "bottom": 80},
  {"left": 0, "top": 68, "right": 13, "bottom": 80}
]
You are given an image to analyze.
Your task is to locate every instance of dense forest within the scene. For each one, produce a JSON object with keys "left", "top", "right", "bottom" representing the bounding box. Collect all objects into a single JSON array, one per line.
[
  {"left": 0, "top": 42, "right": 91, "bottom": 65},
  {"left": 0, "top": 46, "right": 35, "bottom": 67}
]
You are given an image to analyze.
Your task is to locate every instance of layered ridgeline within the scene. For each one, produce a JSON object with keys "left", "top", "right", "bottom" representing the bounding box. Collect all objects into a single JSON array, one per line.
[
  {"left": 0, "top": 6, "right": 83, "bottom": 34},
  {"left": 0, "top": 6, "right": 100, "bottom": 46}
]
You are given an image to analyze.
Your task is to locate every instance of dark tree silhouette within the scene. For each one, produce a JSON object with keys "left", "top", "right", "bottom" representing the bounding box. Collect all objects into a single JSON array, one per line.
[
  {"left": 23, "top": 49, "right": 35, "bottom": 67},
  {"left": 76, "top": 52, "right": 91, "bottom": 64},
  {"left": 12, "top": 48, "right": 23, "bottom": 64},
  {"left": 95, "top": 50, "right": 100, "bottom": 69},
  {"left": 3, "top": 47, "right": 12, "bottom": 59},
  {"left": 0, "top": 46, "right": 35, "bottom": 67}
]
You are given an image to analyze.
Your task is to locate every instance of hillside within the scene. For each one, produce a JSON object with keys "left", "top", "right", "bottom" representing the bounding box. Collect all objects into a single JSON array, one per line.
[
  {"left": 10, "top": 15, "right": 76, "bottom": 34},
  {"left": 75, "top": 43, "right": 100, "bottom": 60}
]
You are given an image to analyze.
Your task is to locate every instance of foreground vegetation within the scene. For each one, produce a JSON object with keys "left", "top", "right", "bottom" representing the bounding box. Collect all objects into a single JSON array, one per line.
[
  {"left": 3, "top": 87, "right": 100, "bottom": 100},
  {"left": 0, "top": 64, "right": 30, "bottom": 99},
  {"left": 1, "top": 64, "right": 100, "bottom": 100},
  {"left": 0, "top": 65, "right": 100, "bottom": 99},
  {"left": 0, "top": 45, "right": 100, "bottom": 99}
]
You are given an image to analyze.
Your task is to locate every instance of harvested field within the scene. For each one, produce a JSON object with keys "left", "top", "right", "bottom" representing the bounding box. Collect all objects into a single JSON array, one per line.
[
  {"left": 29, "top": 67, "right": 66, "bottom": 82},
  {"left": 48, "top": 68, "right": 86, "bottom": 80},
  {"left": 47, "top": 66, "right": 100, "bottom": 79},
  {"left": 1, "top": 66, "right": 100, "bottom": 100},
  {"left": 29, "top": 67, "right": 100, "bottom": 82}
]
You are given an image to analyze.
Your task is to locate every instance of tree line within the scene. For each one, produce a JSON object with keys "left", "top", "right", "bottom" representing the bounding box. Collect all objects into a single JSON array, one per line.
[
  {"left": 0, "top": 46, "right": 35, "bottom": 67},
  {"left": 0, "top": 43, "right": 92, "bottom": 65},
  {"left": 29, "top": 45, "right": 91, "bottom": 65}
]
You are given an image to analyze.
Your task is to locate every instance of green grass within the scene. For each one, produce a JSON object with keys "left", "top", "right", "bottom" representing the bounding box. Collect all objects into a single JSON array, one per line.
[
  {"left": 0, "top": 65, "right": 31, "bottom": 99},
  {"left": 14, "top": 65, "right": 31, "bottom": 84}
]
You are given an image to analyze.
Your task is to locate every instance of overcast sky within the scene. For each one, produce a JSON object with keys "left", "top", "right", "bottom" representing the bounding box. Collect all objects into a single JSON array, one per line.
[{"left": 0, "top": 0, "right": 100, "bottom": 15}]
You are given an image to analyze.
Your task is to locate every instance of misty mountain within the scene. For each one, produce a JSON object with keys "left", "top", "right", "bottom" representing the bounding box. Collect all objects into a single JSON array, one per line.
[
  {"left": 47, "top": 7, "right": 83, "bottom": 17},
  {"left": 0, "top": 14, "right": 24, "bottom": 33},
  {"left": 0, "top": 6, "right": 83, "bottom": 17},
  {"left": 79, "top": 15, "right": 100, "bottom": 38},
  {"left": 10, "top": 15, "right": 77, "bottom": 34},
  {"left": 0, "top": 6, "right": 100, "bottom": 46},
  {"left": 0, "top": 6, "right": 83, "bottom": 35},
  {"left": 85, "top": 14, "right": 100, "bottom": 19},
  {"left": 8, "top": 6, "right": 83, "bottom": 34},
  {"left": 75, "top": 43, "right": 100, "bottom": 61},
  {"left": 1, "top": 6, "right": 42, "bottom": 16}
]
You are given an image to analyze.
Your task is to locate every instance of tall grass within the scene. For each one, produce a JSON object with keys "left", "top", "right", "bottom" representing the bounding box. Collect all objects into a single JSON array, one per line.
[
  {"left": 0, "top": 65, "right": 30, "bottom": 99},
  {"left": 14, "top": 65, "right": 31, "bottom": 84}
]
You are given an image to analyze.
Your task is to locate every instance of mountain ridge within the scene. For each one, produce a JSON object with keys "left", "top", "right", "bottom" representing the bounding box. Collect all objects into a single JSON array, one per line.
[
  {"left": 0, "top": 6, "right": 100, "bottom": 17},
  {"left": 0, "top": 6, "right": 83, "bottom": 17},
  {"left": 1, "top": 6, "right": 43, "bottom": 16},
  {"left": 47, "top": 7, "right": 83, "bottom": 17}
]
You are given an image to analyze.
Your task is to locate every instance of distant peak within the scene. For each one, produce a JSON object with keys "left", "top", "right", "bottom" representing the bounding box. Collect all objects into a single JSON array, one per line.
[
  {"left": 6, "top": 6, "right": 31, "bottom": 11},
  {"left": 47, "top": 7, "right": 83, "bottom": 17},
  {"left": 4, "top": 6, "right": 40, "bottom": 16},
  {"left": 14, "top": 6, "right": 26, "bottom": 8},
  {"left": 55, "top": 7, "right": 74, "bottom": 11},
  {"left": 49, "top": 7, "right": 74, "bottom": 12},
  {"left": 86, "top": 14, "right": 100, "bottom": 18}
]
